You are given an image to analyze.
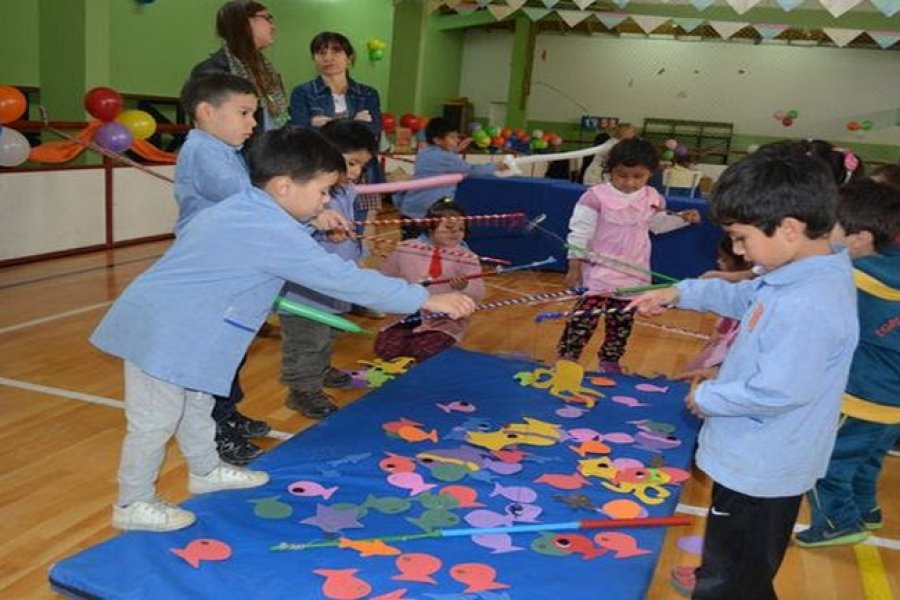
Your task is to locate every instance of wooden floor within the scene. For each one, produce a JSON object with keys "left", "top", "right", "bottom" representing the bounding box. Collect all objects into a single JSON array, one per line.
[{"left": 1, "top": 237, "right": 897, "bottom": 600}]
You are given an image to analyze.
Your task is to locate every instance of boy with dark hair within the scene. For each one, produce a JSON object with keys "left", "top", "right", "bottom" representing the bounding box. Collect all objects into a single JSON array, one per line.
[
  {"left": 628, "top": 142, "right": 859, "bottom": 599},
  {"left": 92, "top": 127, "right": 476, "bottom": 533},
  {"left": 393, "top": 117, "right": 506, "bottom": 234},
  {"left": 794, "top": 180, "right": 900, "bottom": 548}
]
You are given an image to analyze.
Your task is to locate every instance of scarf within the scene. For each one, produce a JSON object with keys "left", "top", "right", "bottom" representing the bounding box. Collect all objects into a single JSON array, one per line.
[{"left": 223, "top": 45, "right": 289, "bottom": 127}]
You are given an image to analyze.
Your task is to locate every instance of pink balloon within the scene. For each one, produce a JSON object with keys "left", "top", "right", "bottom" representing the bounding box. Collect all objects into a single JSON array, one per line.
[
  {"left": 355, "top": 173, "right": 466, "bottom": 195},
  {"left": 773, "top": 110, "right": 786, "bottom": 120},
  {"left": 664, "top": 139, "right": 678, "bottom": 150}
]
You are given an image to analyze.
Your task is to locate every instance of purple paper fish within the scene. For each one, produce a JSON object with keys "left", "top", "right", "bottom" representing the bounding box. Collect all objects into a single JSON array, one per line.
[
  {"left": 287, "top": 480, "right": 338, "bottom": 500},
  {"left": 490, "top": 482, "right": 538, "bottom": 504},
  {"left": 483, "top": 459, "right": 522, "bottom": 476},
  {"left": 464, "top": 509, "right": 515, "bottom": 528},
  {"left": 611, "top": 395, "right": 650, "bottom": 408},
  {"left": 387, "top": 472, "right": 437, "bottom": 496},
  {"left": 635, "top": 383, "right": 669, "bottom": 393},
  {"left": 472, "top": 533, "right": 525, "bottom": 554},
  {"left": 556, "top": 406, "right": 588, "bottom": 418},
  {"left": 601, "top": 432, "right": 635, "bottom": 444},
  {"left": 566, "top": 428, "right": 603, "bottom": 443},
  {"left": 437, "top": 400, "right": 477, "bottom": 413},
  {"left": 505, "top": 502, "right": 543, "bottom": 523},
  {"left": 634, "top": 430, "right": 682, "bottom": 453}
]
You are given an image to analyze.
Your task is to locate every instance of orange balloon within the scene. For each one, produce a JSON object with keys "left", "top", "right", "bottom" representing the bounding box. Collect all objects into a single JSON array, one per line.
[{"left": 0, "top": 85, "right": 27, "bottom": 124}]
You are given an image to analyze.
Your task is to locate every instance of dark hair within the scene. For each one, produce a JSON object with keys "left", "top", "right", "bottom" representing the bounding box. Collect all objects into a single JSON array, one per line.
[
  {"left": 836, "top": 180, "right": 900, "bottom": 252},
  {"left": 607, "top": 138, "right": 659, "bottom": 172},
  {"left": 798, "top": 138, "right": 864, "bottom": 185},
  {"left": 310, "top": 31, "right": 355, "bottom": 63},
  {"left": 215, "top": 1, "right": 275, "bottom": 92},
  {"left": 717, "top": 236, "right": 750, "bottom": 272},
  {"left": 319, "top": 119, "right": 378, "bottom": 157},
  {"left": 246, "top": 128, "right": 345, "bottom": 188},
  {"left": 709, "top": 141, "right": 837, "bottom": 238},
  {"left": 871, "top": 164, "right": 900, "bottom": 190},
  {"left": 180, "top": 72, "right": 257, "bottom": 121},
  {"left": 425, "top": 117, "right": 457, "bottom": 145},
  {"left": 425, "top": 198, "right": 467, "bottom": 234}
]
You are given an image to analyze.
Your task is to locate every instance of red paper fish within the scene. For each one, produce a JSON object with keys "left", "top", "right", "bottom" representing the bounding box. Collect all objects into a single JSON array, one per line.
[
  {"left": 449, "top": 562, "right": 510, "bottom": 592},
  {"left": 170, "top": 538, "right": 232, "bottom": 568},
  {"left": 439, "top": 484, "right": 485, "bottom": 508},
  {"left": 379, "top": 452, "right": 417, "bottom": 474},
  {"left": 313, "top": 568, "right": 372, "bottom": 600},
  {"left": 534, "top": 472, "right": 591, "bottom": 490},
  {"left": 593, "top": 531, "right": 653, "bottom": 558},
  {"left": 491, "top": 449, "right": 527, "bottom": 463},
  {"left": 392, "top": 552, "right": 442, "bottom": 583},
  {"left": 552, "top": 534, "right": 608, "bottom": 560},
  {"left": 383, "top": 417, "right": 423, "bottom": 435}
]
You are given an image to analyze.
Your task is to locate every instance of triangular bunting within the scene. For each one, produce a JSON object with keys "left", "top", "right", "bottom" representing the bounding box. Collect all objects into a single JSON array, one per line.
[
  {"left": 708, "top": 20, "right": 750, "bottom": 39},
  {"left": 611, "top": 0, "right": 630, "bottom": 7},
  {"left": 869, "top": 0, "right": 900, "bottom": 17},
  {"left": 596, "top": 12, "right": 630, "bottom": 29},
  {"left": 476, "top": 0, "right": 492, "bottom": 6},
  {"left": 754, "top": 23, "right": 789, "bottom": 38},
  {"left": 818, "top": 0, "right": 863, "bottom": 17},
  {"left": 523, "top": 7, "right": 551, "bottom": 20},
  {"left": 426, "top": 0, "right": 443, "bottom": 13},
  {"left": 673, "top": 18, "right": 705, "bottom": 32},
  {"left": 505, "top": 0, "right": 527, "bottom": 9},
  {"left": 822, "top": 27, "right": 863, "bottom": 46},
  {"left": 631, "top": 15, "right": 671, "bottom": 34},
  {"left": 556, "top": 9, "right": 591, "bottom": 27},
  {"left": 724, "top": 0, "right": 762, "bottom": 14},
  {"left": 488, "top": 5, "right": 515, "bottom": 19},
  {"left": 690, "top": 0, "right": 718, "bottom": 8},
  {"left": 867, "top": 30, "right": 900, "bottom": 48},
  {"left": 573, "top": 0, "right": 596, "bottom": 8},
  {"left": 774, "top": 0, "right": 806, "bottom": 9},
  {"left": 540, "top": 0, "right": 560, "bottom": 7},
  {"left": 445, "top": 0, "right": 463, "bottom": 7}
]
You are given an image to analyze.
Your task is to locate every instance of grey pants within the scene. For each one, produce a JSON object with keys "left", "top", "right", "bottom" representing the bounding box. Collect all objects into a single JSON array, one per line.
[
  {"left": 279, "top": 313, "right": 339, "bottom": 392},
  {"left": 118, "top": 362, "right": 220, "bottom": 506}
]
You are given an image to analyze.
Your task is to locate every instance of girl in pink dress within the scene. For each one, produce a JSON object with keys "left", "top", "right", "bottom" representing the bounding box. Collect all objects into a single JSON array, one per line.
[
  {"left": 374, "top": 200, "right": 485, "bottom": 362},
  {"left": 558, "top": 138, "right": 697, "bottom": 373}
]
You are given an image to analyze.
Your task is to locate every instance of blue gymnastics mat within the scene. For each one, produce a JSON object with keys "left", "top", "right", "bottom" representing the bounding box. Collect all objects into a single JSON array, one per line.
[{"left": 50, "top": 348, "right": 699, "bottom": 600}]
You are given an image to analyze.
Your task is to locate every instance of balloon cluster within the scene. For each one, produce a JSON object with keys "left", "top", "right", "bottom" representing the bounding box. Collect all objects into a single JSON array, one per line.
[
  {"left": 846, "top": 120, "right": 873, "bottom": 132},
  {"left": 661, "top": 138, "right": 689, "bottom": 161},
  {"left": 381, "top": 112, "right": 428, "bottom": 135},
  {"left": 772, "top": 108, "right": 798, "bottom": 127},
  {"left": 367, "top": 38, "right": 387, "bottom": 62},
  {"left": 470, "top": 124, "right": 562, "bottom": 153},
  {"left": 84, "top": 87, "right": 158, "bottom": 153},
  {"left": 0, "top": 85, "right": 29, "bottom": 167}
]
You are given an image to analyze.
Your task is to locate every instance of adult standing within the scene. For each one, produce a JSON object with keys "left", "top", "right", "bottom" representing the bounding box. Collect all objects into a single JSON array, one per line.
[{"left": 191, "top": 0, "right": 290, "bottom": 131}]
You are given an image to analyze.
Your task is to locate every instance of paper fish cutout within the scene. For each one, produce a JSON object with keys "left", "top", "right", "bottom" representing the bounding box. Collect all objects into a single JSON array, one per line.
[
  {"left": 611, "top": 395, "right": 650, "bottom": 408},
  {"left": 287, "top": 480, "right": 338, "bottom": 500},
  {"left": 407, "top": 508, "right": 460, "bottom": 532},
  {"left": 439, "top": 485, "right": 485, "bottom": 508},
  {"left": 556, "top": 405, "right": 588, "bottom": 418},
  {"left": 600, "top": 498, "right": 647, "bottom": 519},
  {"left": 387, "top": 472, "right": 437, "bottom": 496},
  {"left": 383, "top": 417, "right": 424, "bottom": 435},
  {"left": 531, "top": 532, "right": 571, "bottom": 556},
  {"left": 313, "top": 568, "right": 372, "bottom": 600},
  {"left": 491, "top": 449, "right": 527, "bottom": 463},
  {"left": 505, "top": 502, "right": 542, "bottom": 523},
  {"left": 514, "top": 360, "right": 604, "bottom": 407},
  {"left": 472, "top": 533, "right": 525, "bottom": 554},
  {"left": 634, "top": 430, "right": 682, "bottom": 453},
  {"left": 552, "top": 534, "right": 607, "bottom": 560},
  {"left": 328, "top": 452, "right": 372, "bottom": 467},
  {"left": 362, "top": 494, "right": 413, "bottom": 515},
  {"left": 593, "top": 532, "right": 653, "bottom": 558},
  {"left": 464, "top": 509, "right": 515, "bottom": 528},
  {"left": 589, "top": 376, "right": 617, "bottom": 387},
  {"left": 629, "top": 419, "right": 676, "bottom": 434},
  {"left": 371, "top": 590, "right": 409, "bottom": 600},
  {"left": 393, "top": 552, "right": 442, "bottom": 583},
  {"left": 635, "top": 383, "right": 669, "bottom": 393},
  {"left": 301, "top": 504, "right": 365, "bottom": 533},
  {"left": 449, "top": 562, "right": 510, "bottom": 593},
  {"left": 397, "top": 424, "right": 439, "bottom": 443},
  {"left": 534, "top": 472, "right": 591, "bottom": 490},
  {"left": 426, "top": 462, "right": 469, "bottom": 482},
  {"left": 170, "top": 538, "right": 232, "bottom": 568},
  {"left": 490, "top": 482, "right": 537, "bottom": 504},
  {"left": 568, "top": 439, "right": 611, "bottom": 457},
  {"left": 338, "top": 537, "right": 402, "bottom": 557},
  {"left": 503, "top": 417, "right": 564, "bottom": 440},
  {"left": 248, "top": 496, "right": 293, "bottom": 519},
  {"left": 437, "top": 400, "right": 477, "bottom": 413},
  {"left": 379, "top": 452, "right": 417, "bottom": 474}
]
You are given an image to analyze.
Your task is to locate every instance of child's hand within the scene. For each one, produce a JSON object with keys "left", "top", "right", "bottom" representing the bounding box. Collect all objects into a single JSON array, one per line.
[
  {"left": 423, "top": 292, "right": 477, "bottom": 319},
  {"left": 457, "top": 137, "right": 473, "bottom": 152},
  {"left": 685, "top": 391, "right": 704, "bottom": 418},
  {"left": 311, "top": 209, "right": 351, "bottom": 234},
  {"left": 678, "top": 209, "right": 701, "bottom": 224},
  {"left": 625, "top": 287, "right": 680, "bottom": 315},
  {"left": 448, "top": 275, "right": 469, "bottom": 291},
  {"left": 354, "top": 110, "right": 372, "bottom": 122},
  {"left": 311, "top": 115, "right": 332, "bottom": 127},
  {"left": 564, "top": 260, "right": 583, "bottom": 289},
  {"left": 495, "top": 161, "right": 511, "bottom": 172},
  {"left": 674, "top": 367, "right": 717, "bottom": 382}
]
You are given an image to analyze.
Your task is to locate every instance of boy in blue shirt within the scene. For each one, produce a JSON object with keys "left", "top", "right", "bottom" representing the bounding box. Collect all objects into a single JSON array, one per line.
[
  {"left": 794, "top": 180, "right": 900, "bottom": 548},
  {"left": 91, "top": 128, "right": 475, "bottom": 532},
  {"left": 628, "top": 142, "right": 858, "bottom": 599},
  {"left": 393, "top": 117, "right": 506, "bottom": 235}
]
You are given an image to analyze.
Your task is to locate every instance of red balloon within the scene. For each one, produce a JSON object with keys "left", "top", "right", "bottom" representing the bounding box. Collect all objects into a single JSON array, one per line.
[
  {"left": 382, "top": 112, "right": 396, "bottom": 133},
  {"left": 781, "top": 117, "right": 793, "bottom": 127},
  {"left": 490, "top": 135, "right": 505, "bottom": 147},
  {"left": 846, "top": 121, "right": 861, "bottom": 131},
  {"left": 84, "top": 87, "right": 123, "bottom": 122},
  {"left": 415, "top": 116, "right": 429, "bottom": 132},
  {"left": 399, "top": 113, "right": 418, "bottom": 130}
]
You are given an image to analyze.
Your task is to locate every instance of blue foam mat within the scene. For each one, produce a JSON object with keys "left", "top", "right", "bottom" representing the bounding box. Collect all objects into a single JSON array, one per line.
[{"left": 50, "top": 348, "right": 699, "bottom": 599}]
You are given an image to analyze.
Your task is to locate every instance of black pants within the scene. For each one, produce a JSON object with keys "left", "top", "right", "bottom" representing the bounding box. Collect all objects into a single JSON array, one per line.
[
  {"left": 211, "top": 355, "right": 246, "bottom": 424},
  {"left": 693, "top": 482, "right": 801, "bottom": 600}
]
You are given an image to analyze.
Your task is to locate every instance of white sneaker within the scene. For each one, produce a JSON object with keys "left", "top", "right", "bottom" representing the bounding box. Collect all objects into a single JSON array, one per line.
[
  {"left": 112, "top": 499, "right": 196, "bottom": 532},
  {"left": 188, "top": 463, "right": 270, "bottom": 494}
]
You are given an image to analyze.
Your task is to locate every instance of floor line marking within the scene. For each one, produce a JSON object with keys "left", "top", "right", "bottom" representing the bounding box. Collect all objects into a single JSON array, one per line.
[
  {"left": 855, "top": 543, "right": 893, "bottom": 600},
  {"left": 0, "top": 301, "right": 112, "bottom": 335},
  {"left": 0, "top": 254, "right": 161, "bottom": 290}
]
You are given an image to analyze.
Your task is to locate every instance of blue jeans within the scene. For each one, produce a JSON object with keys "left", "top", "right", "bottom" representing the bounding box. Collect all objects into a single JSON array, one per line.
[{"left": 807, "top": 415, "right": 900, "bottom": 531}]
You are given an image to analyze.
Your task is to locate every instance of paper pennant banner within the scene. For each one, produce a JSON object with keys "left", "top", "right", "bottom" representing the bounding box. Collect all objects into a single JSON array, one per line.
[
  {"left": 774, "top": 0, "right": 806, "bottom": 9},
  {"left": 724, "top": 0, "right": 762, "bottom": 14},
  {"left": 708, "top": 20, "right": 750, "bottom": 38},
  {"left": 867, "top": 30, "right": 900, "bottom": 48},
  {"left": 869, "top": 0, "right": 900, "bottom": 16},
  {"left": 539, "top": 0, "right": 560, "bottom": 8},
  {"left": 523, "top": 7, "right": 551, "bottom": 20},
  {"left": 506, "top": 0, "right": 528, "bottom": 10},
  {"left": 818, "top": 0, "right": 862, "bottom": 17},
  {"left": 426, "top": 0, "right": 443, "bottom": 13},
  {"left": 754, "top": 23, "right": 789, "bottom": 38},
  {"left": 477, "top": 0, "right": 493, "bottom": 6},
  {"left": 631, "top": 15, "right": 671, "bottom": 33},
  {"left": 488, "top": 5, "right": 515, "bottom": 19},
  {"left": 673, "top": 18, "right": 705, "bottom": 32},
  {"left": 690, "top": 0, "right": 718, "bottom": 9},
  {"left": 556, "top": 9, "right": 591, "bottom": 27},
  {"left": 612, "top": 0, "right": 631, "bottom": 7},
  {"left": 822, "top": 27, "right": 863, "bottom": 46},
  {"left": 596, "top": 12, "right": 630, "bottom": 29},
  {"left": 573, "top": 0, "right": 596, "bottom": 8}
]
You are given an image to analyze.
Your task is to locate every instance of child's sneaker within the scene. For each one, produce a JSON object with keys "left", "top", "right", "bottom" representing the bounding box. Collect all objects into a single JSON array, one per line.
[
  {"left": 794, "top": 524, "right": 869, "bottom": 548},
  {"left": 670, "top": 565, "right": 697, "bottom": 598},
  {"left": 285, "top": 389, "right": 339, "bottom": 419},
  {"left": 598, "top": 360, "right": 623, "bottom": 374},
  {"left": 188, "top": 464, "right": 269, "bottom": 494},
  {"left": 861, "top": 506, "right": 883, "bottom": 531},
  {"left": 215, "top": 422, "right": 264, "bottom": 465},
  {"left": 112, "top": 499, "right": 196, "bottom": 532},
  {"left": 323, "top": 367, "right": 353, "bottom": 389},
  {"left": 228, "top": 411, "right": 271, "bottom": 438}
]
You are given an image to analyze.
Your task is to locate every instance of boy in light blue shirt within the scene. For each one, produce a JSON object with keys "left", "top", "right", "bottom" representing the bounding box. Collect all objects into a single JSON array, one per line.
[{"left": 629, "top": 142, "right": 858, "bottom": 600}]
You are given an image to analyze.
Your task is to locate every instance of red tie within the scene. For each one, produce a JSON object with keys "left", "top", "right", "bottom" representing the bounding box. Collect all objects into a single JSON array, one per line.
[{"left": 428, "top": 247, "right": 443, "bottom": 279}]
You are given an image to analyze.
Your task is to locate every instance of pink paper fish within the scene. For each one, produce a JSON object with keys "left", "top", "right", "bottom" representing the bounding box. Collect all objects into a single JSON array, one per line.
[
  {"left": 437, "top": 400, "right": 477, "bottom": 413},
  {"left": 170, "top": 538, "right": 232, "bottom": 568},
  {"left": 287, "top": 480, "right": 338, "bottom": 500},
  {"left": 449, "top": 562, "right": 510, "bottom": 593},
  {"left": 534, "top": 472, "right": 591, "bottom": 490},
  {"left": 593, "top": 532, "right": 653, "bottom": 558},
  {"left": 392, "top": 552, "right": 442, "bottom": 583},
  {"left": 611, "top": 395, "right": 650, "bottom": 408},
  {"left": 566, "top": 428, "right": 603, "bottom": 443},
  {"left": 387, "top": 472, "right": 436, "bottom": 496},
  {"left": 635, "top": 383, "right": 669, "bottom": 393},
  {"left": 313, "top": 568, "right": 372, "bottom": 600},
  {"left": 472, "top": 533, "right": 525, "bottom": 554}
]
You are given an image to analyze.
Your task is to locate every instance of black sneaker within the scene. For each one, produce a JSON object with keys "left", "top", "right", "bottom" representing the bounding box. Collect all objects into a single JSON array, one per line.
[
  {"left": 216, "top": 421, "right": 264, "bottom": 466},
  {"left": 323, "top": 367, "right": 352, "bottom": 389},
  {"left": 285, "top": 389, "right": 339, "bottom": 419},
  {"left": 229, "top": 411, "right": 271, "bottom": 438},
  {"left": 862, "top": 506, "right": 883, "bottom": 531}
]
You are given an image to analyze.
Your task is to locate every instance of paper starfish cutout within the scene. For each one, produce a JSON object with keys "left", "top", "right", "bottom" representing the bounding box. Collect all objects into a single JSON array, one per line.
[{"left": 301, "top": 504, "right": 365, "bottom": 534}]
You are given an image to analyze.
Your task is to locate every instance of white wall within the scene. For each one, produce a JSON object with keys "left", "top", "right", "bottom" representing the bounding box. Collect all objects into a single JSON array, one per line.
[{"left": 461, "top": 31, "right": 900, "bottom": 146}]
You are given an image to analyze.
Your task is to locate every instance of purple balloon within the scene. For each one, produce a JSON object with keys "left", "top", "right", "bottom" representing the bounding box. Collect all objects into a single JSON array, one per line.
[{"left": 95, "top": 122, "right": 133, "bottom": 153}]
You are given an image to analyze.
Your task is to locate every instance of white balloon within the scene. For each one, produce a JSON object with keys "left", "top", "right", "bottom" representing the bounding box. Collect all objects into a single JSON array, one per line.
[{"left": 0, "top": 127, "right": 30, "bottom": 167}]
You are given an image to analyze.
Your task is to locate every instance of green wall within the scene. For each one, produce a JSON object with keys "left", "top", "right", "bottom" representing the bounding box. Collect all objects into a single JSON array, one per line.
[
  {"left": 0, "top": 1, "right": 40, "bottom": 86},
  {"left": 417, "top": 22, "right": 464, "bottom": 118}
]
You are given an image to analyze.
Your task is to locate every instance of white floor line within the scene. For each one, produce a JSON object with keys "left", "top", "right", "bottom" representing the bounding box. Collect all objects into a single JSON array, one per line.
[
  {"left": 676, "top": 502, "right": 900, "bottom": 550},
  {"left": 0, "top": 301, "right": 112, "bottom": 335},
  {"left": 0, "top": 375, "right": 293, "bottom": 441}
]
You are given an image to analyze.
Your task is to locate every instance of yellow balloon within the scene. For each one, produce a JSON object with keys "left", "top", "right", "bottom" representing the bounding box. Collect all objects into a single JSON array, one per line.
[{"left": 115, "top": 109, "right": 157, "bottom": 141}]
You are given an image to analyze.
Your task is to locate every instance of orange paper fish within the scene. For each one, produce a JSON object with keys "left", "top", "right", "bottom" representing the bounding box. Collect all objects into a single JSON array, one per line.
[
  {"left": 338, "top": 537, "right": 402, "bottom": 557},
  {"left": 397, "top": 424, "right": 439, "bottom": 443}
]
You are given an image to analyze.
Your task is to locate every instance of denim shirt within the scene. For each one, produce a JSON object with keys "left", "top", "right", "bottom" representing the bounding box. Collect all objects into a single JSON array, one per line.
[{"left": 289, "top": 75, "right": 381, "bottom": 137}]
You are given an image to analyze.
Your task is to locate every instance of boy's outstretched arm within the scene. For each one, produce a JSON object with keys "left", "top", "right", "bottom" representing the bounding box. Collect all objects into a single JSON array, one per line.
[
  {"left": 423, "top": 293, "right": 477, "bottom": 319},
  {"left": 625, "top": 287, "right": 681, "bottom": 316}
]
